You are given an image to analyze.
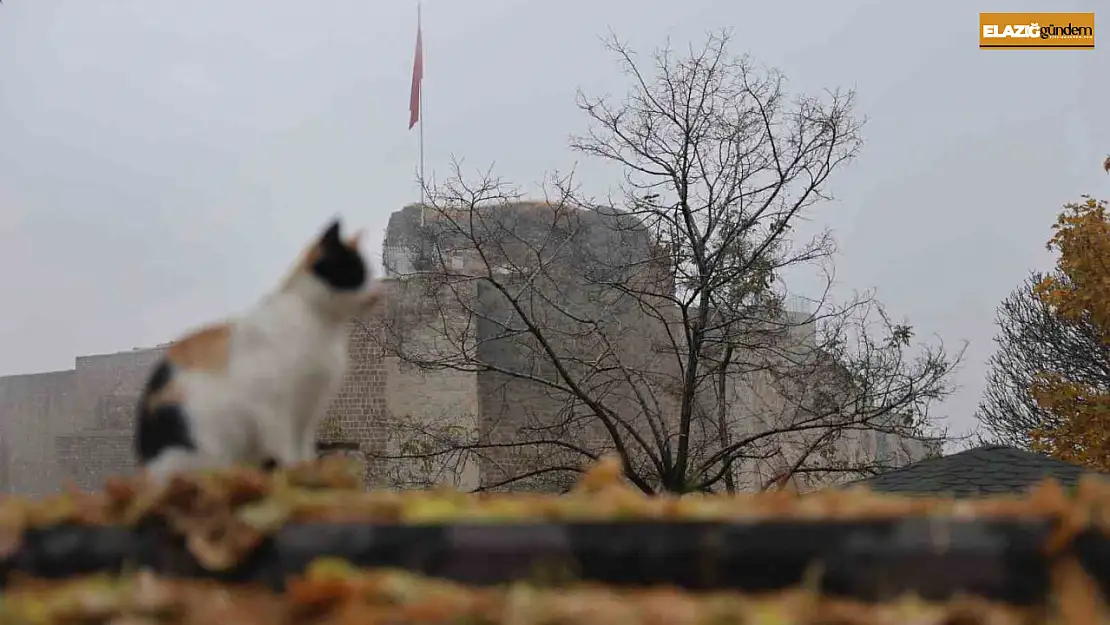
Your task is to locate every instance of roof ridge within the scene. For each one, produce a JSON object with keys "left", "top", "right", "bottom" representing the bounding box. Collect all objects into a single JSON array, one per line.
[
  {"left": 992, "top": 444, "right": 1100, "bottom": 467},
  {"left": 844, "top": 443, "right": 1102, "bottom": 495}
]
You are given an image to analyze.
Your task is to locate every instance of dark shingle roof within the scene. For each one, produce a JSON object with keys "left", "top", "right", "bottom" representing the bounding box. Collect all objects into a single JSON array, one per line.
[{"left": 846, "top": 445, "right": 1104, "bottom": 497}]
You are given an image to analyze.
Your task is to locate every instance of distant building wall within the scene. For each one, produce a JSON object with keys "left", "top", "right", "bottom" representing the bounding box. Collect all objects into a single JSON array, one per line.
[
  {"left": 319, "top": 320, "right": 389, "bottom": 486},
  {"left": 372, "top": 276, "right": 482, "bottom": 490},
  {"left": 0, "top": 347, "right": 166, "bottom": 494},
  {"left": 381, "top": 202, "right": 680, "bottom": 492},
  {"left": 0, "top": 370, "right": 73, "bottom": 494},
  {"left": 382, "top": 356, "right": 480, "bottom": 490},
  {"left": 58, "top": 347, "right": 166, "bottom": 489}
]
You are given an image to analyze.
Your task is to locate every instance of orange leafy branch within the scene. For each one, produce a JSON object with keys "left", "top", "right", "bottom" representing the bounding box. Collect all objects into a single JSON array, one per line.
[{"left": 1029, "top": 195, "right": 1110, "bottom": 469}]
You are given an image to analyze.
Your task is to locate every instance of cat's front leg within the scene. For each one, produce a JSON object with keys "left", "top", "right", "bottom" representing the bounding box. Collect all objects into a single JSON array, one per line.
[
  {"left": 298, "top": 378, "right": 341, "bottom": 463},
  {"left": 296, "top": 405, "right": 328, "bottom": 463},
  {"left": 257, "top": 409, "right": 304, "bottom": 468},
  {"left": 299, "top": 433, "right": 318, "bottom": 463}
]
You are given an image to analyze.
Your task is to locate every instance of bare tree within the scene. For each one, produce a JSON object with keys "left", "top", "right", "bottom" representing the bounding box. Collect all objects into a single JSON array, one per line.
[
  {"left": 976, "top": 271, "right": 1110, "bottom": 449},
  {"left": 372, "top": 30, "right": 960, "bottom": 494}
]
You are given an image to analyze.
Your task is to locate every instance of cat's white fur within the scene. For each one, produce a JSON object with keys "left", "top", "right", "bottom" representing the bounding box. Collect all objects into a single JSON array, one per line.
[{"left": 141, "top": 232, "right": 381, "bottom": 480}]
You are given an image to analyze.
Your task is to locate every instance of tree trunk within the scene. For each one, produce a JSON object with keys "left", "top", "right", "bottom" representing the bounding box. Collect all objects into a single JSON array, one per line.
[{"left": 716, "top": 345, "right": 737, "bottom": 493}]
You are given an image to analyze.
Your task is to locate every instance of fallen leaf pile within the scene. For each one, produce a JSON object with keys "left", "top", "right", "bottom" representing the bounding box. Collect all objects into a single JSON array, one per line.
[
  {"left": 0, "top": 456, "right": 1109, "bottom": 623},
  {"left": 0, "top": 454, "right": 1105, "bottom": 573},
  {"left": 0, "top": 561, "right": 1056, "bottom": 625}
]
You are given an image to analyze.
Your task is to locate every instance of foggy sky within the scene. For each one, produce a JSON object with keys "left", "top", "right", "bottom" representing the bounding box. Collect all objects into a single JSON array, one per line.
[{"left": 0, "top": 0, "right": 1106, "bottom": 439}]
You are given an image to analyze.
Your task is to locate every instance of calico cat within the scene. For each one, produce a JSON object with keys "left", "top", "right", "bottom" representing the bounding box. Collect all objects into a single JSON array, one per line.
[{"left": 134, "top": 218, "right": 383, "bottom": 479}]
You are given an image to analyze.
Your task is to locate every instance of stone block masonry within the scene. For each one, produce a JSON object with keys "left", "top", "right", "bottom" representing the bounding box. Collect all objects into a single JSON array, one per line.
[
  {"left": 54, "top": 432, "right": 135, "bottom": 492},
  {"left": 0, "top": 370, "right": 73, "bottom": 494},
  {"left": 319, "top": 319, "right": 390, "bottom": 487}
]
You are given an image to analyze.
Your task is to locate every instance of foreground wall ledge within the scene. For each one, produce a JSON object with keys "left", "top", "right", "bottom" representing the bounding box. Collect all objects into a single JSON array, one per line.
[{"left": 0, "top": 518, "right": 1073, "bottom": 604}]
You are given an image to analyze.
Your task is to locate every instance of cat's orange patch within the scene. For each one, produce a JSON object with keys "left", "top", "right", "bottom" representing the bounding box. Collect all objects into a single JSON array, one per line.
[{"left": 166, "top": 323, "right": 232, "bottom": 373}]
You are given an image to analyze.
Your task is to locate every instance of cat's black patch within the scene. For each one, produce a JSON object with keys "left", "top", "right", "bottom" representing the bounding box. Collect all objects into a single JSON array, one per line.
[
  {"left": 260, "top": 457, "right": 279, "bottom": 472},
  {"left": 146, "top": 360, "right": 173, "bottom": 395},
  {"left": 135, "top": 404, "right": 196, "bottom": 463},
  {"left": 134, "top": 360, "right": 196, "bottom": 463},
  {"left": 311, "top": 220, "right": 366, "bottom": 291}
]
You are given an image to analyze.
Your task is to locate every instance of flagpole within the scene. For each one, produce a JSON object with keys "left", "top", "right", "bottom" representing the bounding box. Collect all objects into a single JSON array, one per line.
[{"left": 417, "top": 2, "right": 425, "bottom": 227}]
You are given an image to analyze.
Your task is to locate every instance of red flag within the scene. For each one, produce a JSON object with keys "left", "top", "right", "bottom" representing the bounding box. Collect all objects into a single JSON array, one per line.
[{"left": 408, "top": 8, "right": 423, "bottom": 130}]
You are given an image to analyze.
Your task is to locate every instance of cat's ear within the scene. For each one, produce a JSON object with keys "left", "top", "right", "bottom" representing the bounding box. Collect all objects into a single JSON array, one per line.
[
  {"left": 345, "top": 229, "right": 364, "bottom": 250},
  {"left": 319, "top": 219, "right": 343, "bottom": 248}
]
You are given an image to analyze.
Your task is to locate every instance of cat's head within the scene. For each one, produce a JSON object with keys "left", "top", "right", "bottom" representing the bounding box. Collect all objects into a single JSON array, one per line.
[{"left": 283, "top": 218, "right": 383, "bottom": 317}]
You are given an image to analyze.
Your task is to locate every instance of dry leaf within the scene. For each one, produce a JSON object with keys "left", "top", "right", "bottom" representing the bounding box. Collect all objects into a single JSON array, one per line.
[{"left": 236, "top": 499, "right": 291, "bottom": 533}]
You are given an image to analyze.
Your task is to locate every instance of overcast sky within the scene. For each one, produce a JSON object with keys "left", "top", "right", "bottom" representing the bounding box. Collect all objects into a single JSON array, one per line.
[{"left": 0, "top": 0, "right": 1106, "bottom": 439}]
